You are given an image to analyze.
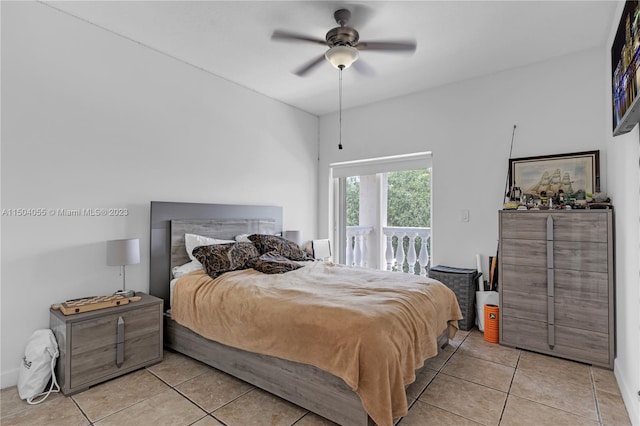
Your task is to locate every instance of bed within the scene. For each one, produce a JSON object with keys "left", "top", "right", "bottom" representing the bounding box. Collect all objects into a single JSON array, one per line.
[{"left": 149, "top": 201, "right": 462, "bottom": 426}]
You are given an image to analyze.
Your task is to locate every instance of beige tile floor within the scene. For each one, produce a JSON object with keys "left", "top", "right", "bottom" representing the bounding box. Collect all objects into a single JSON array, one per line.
[{"left": 0, "top": 329, "right": 631, "bottom": 426}]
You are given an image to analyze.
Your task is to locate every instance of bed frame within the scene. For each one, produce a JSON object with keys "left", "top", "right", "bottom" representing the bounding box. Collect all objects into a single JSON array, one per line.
[{"left": 149, "top": 201, "right": 448, "bottom": 426}]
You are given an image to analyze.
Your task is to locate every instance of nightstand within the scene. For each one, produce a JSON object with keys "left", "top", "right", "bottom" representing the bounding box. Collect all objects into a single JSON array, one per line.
[{"left": 49, "top": 292, "right": 163, "bottom": 395}]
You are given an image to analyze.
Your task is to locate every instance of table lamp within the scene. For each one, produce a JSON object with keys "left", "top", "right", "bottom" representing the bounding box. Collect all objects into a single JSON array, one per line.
[
  {"left": 283, "top": 230, "right": 303, "bottom": 246},
  {"left": 107, "top": 238, "right": 140, "bottom": 297}
]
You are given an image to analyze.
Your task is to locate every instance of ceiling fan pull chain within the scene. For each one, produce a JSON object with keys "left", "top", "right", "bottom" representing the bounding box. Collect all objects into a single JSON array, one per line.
[{"left": 338, "top": 66, "right": 343, "bottom": 150}]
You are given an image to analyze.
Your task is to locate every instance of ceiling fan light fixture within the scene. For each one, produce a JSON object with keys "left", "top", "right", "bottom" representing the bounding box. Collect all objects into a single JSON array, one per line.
[{"left": 325, "top": 45, "right": 359, "bottom": 69}]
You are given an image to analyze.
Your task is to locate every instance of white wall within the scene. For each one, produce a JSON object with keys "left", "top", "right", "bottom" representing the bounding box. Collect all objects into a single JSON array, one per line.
[
  {"left": 0, "top": 1, "right": 318, "bottom": 386},
  {"left": 606, "top": 127, "right": 640, "bottom": 425},
  {"left": 319, "top": 48, "right": 608, "bottom": 268},
  {"left": 319, "top": 44, "right": 639, "bottom": 423},
  {"left": 605, "top": 3, "right": 640, "bottom": 423}
]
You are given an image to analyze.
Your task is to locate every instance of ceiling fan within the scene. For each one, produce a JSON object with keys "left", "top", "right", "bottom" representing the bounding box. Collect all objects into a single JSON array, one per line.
[{"left": 271, "top": 8, "right": 417, "bottom": 76}]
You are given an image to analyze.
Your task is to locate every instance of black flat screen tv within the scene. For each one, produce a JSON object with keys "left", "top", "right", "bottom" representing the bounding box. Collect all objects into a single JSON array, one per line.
[{"left": 612, "top": 1, "right": 640, "bottom": 136}]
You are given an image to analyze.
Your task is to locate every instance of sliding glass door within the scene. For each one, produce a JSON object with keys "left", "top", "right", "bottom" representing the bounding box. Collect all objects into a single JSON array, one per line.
[{"left": 330, "top": 153, "right": 432, "bottom": 275}]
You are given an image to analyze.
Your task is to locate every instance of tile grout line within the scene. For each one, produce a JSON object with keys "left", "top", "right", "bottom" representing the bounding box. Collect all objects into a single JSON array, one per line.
[
  {"left": 589, "top": 366, "right": 604, "bottom": 426},
  {"left": 447, "top": 330, "right": 515, "bottom": 425},
  {"left": 144, "top": 364, "right": 234, "bottom": 424},
  {"left": 74, "top": 364, "right": 206, "bottom": 425},
  {"left": 290, "top": 412, "right": 315, "bottom": 426},
  {"left": 145, "top": 357, "right": 310, "bottom": 426},
  {"left": 504, "top": 357, "right": 606, "bottom": 424},
  {"left": 164, "top": 360, "right": 261, "bottom": 425},
  {"left": 400, "top": 330, "right": 474, "bottom": 425},
  {"left": 497, "top": 345, "right": 522, "bottom": 425},
  {"left": 397, "top": 331, "right": 467, "bottom": 424},
  {"left": 70, "top": 395, "right": 94, "bottom": 426}
]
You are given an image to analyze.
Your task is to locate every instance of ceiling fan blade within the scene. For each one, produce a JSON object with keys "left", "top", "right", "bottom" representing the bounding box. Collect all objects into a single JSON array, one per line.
[
  {"left": 293, "top": 55, "right": 327, "bottom": 77},
  {"left": 357, "top": 40, "right": 417, "bottom": 53},
  {"left": 271, "top": 30, "right": 327, "bottom": 46},
  {"left": 352, "top": 59, "right": 375, "bottom": 77}
]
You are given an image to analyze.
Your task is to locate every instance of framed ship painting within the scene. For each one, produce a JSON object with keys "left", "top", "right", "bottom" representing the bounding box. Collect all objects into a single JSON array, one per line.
[{"left": 509, "top": 151, "right": 599, "bottom": 200}]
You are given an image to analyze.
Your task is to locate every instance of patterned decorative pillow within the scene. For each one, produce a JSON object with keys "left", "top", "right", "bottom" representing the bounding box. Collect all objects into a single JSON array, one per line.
[
  {"left": 249, "top": 252, "right": 304, "bottom": 275},
  {"left": 248, "top": 234, "right": 309, "bottom": 261},
  {"left": 192, "top": 242, "right": 259, "bottom": 279}
]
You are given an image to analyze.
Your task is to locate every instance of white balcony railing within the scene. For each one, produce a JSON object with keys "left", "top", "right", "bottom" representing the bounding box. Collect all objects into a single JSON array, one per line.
[
  {"left": 383, "top": 227, "right": 431, "bottom": 276},
  {"left": 346, "top": 226, "right": 431, "bottom": 275},
  {"left": 345, "top": 226, "right": 373, "bottom": 268}
]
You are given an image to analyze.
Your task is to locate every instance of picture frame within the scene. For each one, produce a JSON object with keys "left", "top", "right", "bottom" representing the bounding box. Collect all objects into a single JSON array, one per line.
[{"left": 509, "top": 150, "right": 599, "bottom": 200}]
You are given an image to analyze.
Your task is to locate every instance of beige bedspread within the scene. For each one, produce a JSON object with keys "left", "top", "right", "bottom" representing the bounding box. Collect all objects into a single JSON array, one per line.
[{"left": 171, "top": 262, "right": 462, "bottom": 426}]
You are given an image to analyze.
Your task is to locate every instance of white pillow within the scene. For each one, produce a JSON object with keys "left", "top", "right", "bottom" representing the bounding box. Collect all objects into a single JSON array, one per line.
[
  {"left": 185, "top": 233, "right": 234, "bottom": 262},
  {"left": 171, "top": 260, "right": 203, "bottom": 278},
  {"left": 235, "top": 234, "right": 252, "bottom": 243}
]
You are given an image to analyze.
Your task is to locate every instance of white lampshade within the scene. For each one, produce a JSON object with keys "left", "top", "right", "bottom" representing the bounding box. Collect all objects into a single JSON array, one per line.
[
  {"left": 107, "top": 238, "right": 140, "bottom": 266},
  {"left": 325, "top": 45, "right": 359, "bottom": 69},
  {"left": 282, "top": 230, "right": 303, "bottom": 246}
]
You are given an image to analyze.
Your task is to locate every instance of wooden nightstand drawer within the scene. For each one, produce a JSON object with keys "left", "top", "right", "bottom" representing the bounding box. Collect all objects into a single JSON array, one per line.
[
  {"left": 50, "top": 293, "right": 163, "bottom": 395},
  {"left": 70, "top": 305, "right": 161, "bottom": 389}
]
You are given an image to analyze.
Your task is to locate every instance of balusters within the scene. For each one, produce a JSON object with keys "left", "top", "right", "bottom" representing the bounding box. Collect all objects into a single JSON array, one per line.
[
  {"left": 396, "top": 233, "right": 407, "bottom": 272},
  {"left": 406, "top": 233, "right": 417, "bottom": 274},
  {"left": 385, "top": 234, "right": 394, "bottom": 271},
  {"left": 346, "top": 226, "right": 430, "bottom": 274},
  {"left": 345, "top": 226, "right": 372, "bottom": 267},
  {"left": 353, "top": 234, "right": 362, "bottom": 267},
  {"left": 418, "top": 236, "right": 430, "bottom": 276},
  {"left": 380, "top": 227, "right": 431, "bottom": 275},
  {"left": 345, "top": 235, "right": 353, "bottom": 267}
]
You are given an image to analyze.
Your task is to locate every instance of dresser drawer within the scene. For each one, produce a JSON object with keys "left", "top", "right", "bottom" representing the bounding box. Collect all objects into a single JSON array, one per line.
[
  {"left": 70, "top": 305, "right": 161, "bottom": 389},
  {"left": 502, "top": 290, "right": 547, "bottom": 322},
  {"left": 554, "top": 296, "right": 609, "bottom": 333},
  {"left": 501, "top": 264, "right": 547, "bottom": 294},
  {"left": 500, "top": 211, "right": 609, "bottom": 242},
  {"left": 552, "top": 213, "right": 609, "bottom": 243},
  {"left": 501, "top": 316, "right": 610, "bottom": 365},
  {"left": 501, "top": 315, "right": 548, "bottom": 351},
  {"left": 50, "top": 293, "right": 163, "bottom": 395},
  {"left": 500, "top": 239, "right": 547, "bottom": 267},
  {"left": 554, "top": 269, "right": 609, "bottom": 300},
  {"left": 553, "top": 325, "right": 610, "bottom": 365},
  {"left": 500, "top": 213, "right": 548, "bottom": 240},
  {"left": 553, "top": 242, "right": 608, "bottom": 273}
]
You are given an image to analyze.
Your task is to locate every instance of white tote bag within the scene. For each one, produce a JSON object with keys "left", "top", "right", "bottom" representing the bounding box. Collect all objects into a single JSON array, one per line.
[{"left": 17, "top": 329, "right": 60, "bottom": 404}]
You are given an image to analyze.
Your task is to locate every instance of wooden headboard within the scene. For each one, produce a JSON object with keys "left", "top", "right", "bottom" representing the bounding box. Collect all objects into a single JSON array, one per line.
[{"left": 150, "top": 201, "right": 283, "bottom": 310}]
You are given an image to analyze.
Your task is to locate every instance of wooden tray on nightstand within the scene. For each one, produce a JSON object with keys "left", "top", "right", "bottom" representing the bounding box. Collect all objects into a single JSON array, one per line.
[{"left": 51, "top": 294, "right": 141, "bottom": 315}]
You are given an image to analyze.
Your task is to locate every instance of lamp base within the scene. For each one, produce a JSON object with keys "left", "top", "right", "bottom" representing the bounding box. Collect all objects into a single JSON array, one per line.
[{"left": 115, "top": 289, "right": 135, "bottom": 298}]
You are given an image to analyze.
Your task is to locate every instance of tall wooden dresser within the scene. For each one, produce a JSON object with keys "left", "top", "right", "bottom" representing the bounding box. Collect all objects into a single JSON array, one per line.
[{"left": 498, "top": 209, "right": 614, "bottom": 369}]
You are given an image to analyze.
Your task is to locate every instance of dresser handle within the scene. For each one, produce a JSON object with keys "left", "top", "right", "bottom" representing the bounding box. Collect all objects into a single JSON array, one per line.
[
  {"left": 546, "top": 216, "right": 555, "bottom": 349},
  {"left": 116, "top": 316, "right": 124, "bottom": 367}
]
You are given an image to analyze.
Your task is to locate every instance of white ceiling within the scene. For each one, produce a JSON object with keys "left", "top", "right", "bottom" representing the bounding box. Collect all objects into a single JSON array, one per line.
[{"left": 44, "top": 1, "right": 618, "bottom": 116}]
